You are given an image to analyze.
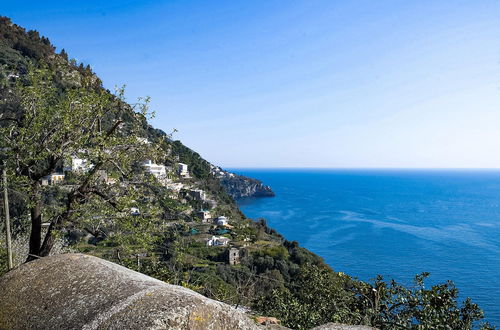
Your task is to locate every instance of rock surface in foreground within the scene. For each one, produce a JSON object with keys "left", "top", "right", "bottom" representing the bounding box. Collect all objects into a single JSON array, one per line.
[{"left": 0, "top": 253, "right": 263, "bottom": 330}]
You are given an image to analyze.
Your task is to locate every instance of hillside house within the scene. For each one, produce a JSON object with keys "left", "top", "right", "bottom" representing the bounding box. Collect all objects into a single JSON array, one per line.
[
  {"left": 196, "top": 210, "right": 211, "bottom": 223},
  {"left": 42, "top": 173, "right": 65, "bottom": 186},
  {"left": 178, "top": 163, "right": 189, "bottom": 178},
  {"left": 228, "top": 248, "right": 240, "bottom": 265},
  {"left": 189, "top": 189, "right": 206, "bottom": 201},
  {"left": 205, "top": 236, "right": 230, "bottom": 247},
  {"left": 215, "top": 216, "right": 229, "bottom": 226},
  {"left": 143, "top": 160, "right": 167, "bottom": 178}
]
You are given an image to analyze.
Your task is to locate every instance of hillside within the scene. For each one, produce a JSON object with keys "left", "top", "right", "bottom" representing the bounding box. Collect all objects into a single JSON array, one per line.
[{"left": 0, "top": 17, "right": 492, "bottom": 330}]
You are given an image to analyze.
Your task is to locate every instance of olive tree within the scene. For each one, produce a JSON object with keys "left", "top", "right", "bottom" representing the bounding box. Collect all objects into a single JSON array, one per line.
[{"left": 0, "top": 64, "right": 161, "bottom": 261}]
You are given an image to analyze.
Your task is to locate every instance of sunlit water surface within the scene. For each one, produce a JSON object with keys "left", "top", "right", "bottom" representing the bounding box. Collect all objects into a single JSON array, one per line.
[{"left": 233, "top": 169, "right": 500, "bottom": 325}]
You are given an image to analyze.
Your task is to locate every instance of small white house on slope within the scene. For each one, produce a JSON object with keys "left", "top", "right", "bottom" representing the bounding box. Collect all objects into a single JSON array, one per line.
[
  {"left": 178, "top": 163, "right": 189, "bottom": 178},
  {"left": 206, "top": 236, "right": 230, "bottom": 247},
  {"left": 143, "top": 160, "right": 167, "bottom": 178}
]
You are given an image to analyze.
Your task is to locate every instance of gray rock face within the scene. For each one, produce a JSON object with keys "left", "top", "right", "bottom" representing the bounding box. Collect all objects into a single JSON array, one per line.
[
  {"left": 0, "top": 253, "right": 263, "bottom": 330},
  {"left": 211, "top": 166, "right": 275, "bottom": 199}
]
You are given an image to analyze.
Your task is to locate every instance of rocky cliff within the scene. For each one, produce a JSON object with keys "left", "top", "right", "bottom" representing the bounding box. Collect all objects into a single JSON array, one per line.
[{"left": 211, "top": 165, "right": 275, "bottom": 199}]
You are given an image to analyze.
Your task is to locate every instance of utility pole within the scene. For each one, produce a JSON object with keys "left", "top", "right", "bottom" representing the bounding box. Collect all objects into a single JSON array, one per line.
[{"left": 2, "top": 164, "right": 13, "bottom": 270}]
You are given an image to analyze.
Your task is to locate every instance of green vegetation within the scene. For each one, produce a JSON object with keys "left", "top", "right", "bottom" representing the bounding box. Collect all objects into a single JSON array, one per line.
[
  {"left": 255, "top": 267, "right": 494, "bottom": 329},
  {"left": 0, "top": 16, "right": 495, "bottom": 329}
]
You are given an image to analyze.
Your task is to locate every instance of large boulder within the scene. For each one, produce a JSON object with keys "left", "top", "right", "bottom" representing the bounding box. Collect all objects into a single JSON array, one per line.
[{"left": 0, "top": 253, "right": 264, "bottom": 330}]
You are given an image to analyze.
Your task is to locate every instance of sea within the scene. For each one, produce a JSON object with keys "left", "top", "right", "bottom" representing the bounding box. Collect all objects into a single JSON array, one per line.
[{"left": 231, "top": 169, "right": 500, "bottom": 326}]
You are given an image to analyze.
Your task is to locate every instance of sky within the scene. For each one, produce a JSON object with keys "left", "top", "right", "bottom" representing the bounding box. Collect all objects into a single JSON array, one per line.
[{"left": 3, "top": 1, "right": 500, "bottom": 168}]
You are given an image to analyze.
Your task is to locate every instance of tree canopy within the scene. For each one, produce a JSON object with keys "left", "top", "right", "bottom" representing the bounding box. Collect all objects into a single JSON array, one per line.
[{"left": 0, "top": 63, "right": 163, "bottom": 260}]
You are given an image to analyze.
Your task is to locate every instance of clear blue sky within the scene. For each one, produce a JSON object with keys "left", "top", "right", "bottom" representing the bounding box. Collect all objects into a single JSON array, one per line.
[{"left": 3, "top": 1, "right": 500, "bottom": 168}]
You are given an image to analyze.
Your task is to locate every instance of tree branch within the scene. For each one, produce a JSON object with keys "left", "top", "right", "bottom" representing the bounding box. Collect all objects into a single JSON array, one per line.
[
  {"left": 88, "top": 188, "right": 121, "bottom": 211},
  {"left": 106, "top": 119, "right": 123, "bottom": 138}
]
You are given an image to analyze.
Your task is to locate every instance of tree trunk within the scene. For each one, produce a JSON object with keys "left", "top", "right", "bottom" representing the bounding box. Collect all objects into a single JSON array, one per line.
[
  {"left": 39, "top": 225, "right": 55, "bottom": 257},
  {"left": 27, "top": 182, "right": 42, "bottom": 262},
  {"left": 40, "top": 189, "right": 77, "bottom": 257},
  {"left": 40, "top": 208, "right": 71, "bottom": 257}
]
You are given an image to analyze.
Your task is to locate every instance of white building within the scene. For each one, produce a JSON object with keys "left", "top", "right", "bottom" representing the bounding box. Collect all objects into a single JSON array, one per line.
[
  {"left": 143, "top": 160, "right": 167, "bottom": 178},
  {"left": 130, "top": 207, "right": 140, "bottom": 216},
  {"left": 215, "top": 216, "right": 228, "bottom": 227},
  {"left": 70, "top": 156, "right": 92, "bottom": 172},
  {"left": 178, "top": 163, "right": 189, "bottom": 178},
  {"left": 206, "top": 236, "right": 230, "bottom": 247}
]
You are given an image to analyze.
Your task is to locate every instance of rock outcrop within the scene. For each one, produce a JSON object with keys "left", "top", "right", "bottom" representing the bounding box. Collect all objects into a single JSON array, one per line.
[
  {"left": 211, "top": 166, "right": 275, "bottom": 199},
  {"left": 0, "top": 254, "right": 265, "bottom": 330}
]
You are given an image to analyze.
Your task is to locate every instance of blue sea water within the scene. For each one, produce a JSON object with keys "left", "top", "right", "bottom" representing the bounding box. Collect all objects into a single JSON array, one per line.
[{"left": 231, "top": 169, "right": 500, "bottom": 325}]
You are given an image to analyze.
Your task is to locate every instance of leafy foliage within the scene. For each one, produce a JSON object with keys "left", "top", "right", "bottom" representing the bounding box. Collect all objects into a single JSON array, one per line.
[{"left": 366, "top": 273, "right": 494, "bottom": 329}]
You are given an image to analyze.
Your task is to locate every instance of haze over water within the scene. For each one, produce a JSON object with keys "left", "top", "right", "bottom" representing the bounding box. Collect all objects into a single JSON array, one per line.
[{"left": 234, "top": 169, "right": 500, "bottom": 325}]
